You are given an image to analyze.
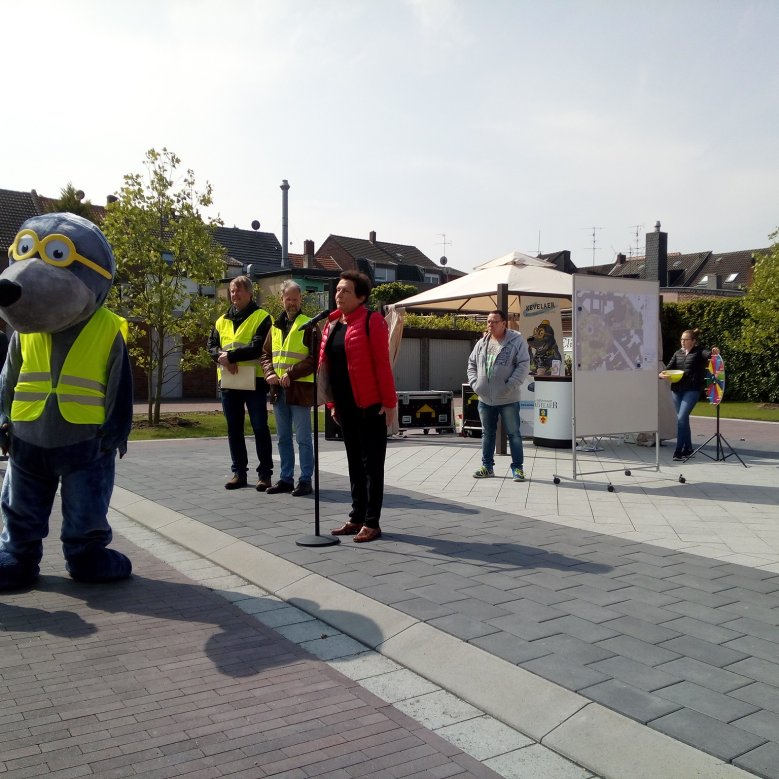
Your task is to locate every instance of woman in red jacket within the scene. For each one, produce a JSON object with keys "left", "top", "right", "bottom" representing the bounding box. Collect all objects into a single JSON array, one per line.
[{"left": 318, "top": 271, "right": 397, "bottom": 543}]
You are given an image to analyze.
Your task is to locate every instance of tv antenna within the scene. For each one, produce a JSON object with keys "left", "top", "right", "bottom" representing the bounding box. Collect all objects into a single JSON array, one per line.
[
  {"left": 437, "top": 233, "right": 451, "bottom": 265},
  {"left": 629, "top": 224, "right": 643, "bottom": 257},
  {"left": 582, "top": 226, "right": 603, "bottom": 265}
]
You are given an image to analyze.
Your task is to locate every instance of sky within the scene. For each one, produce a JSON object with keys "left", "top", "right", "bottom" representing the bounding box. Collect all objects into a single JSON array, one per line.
[{"left": 2, "top": 0, "right": 777, "bottom": 272}]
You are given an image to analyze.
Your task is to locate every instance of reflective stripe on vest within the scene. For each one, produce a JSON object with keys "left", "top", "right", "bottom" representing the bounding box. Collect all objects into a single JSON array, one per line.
[
  {"left": 271, "top": 315, "right": 314, "bottom": 383},
  {"left": 214, "top": 308, "right": 268, "bottom": 379},
  {"left": 13, "top": 308, "right": 127, "bottom": 425}
]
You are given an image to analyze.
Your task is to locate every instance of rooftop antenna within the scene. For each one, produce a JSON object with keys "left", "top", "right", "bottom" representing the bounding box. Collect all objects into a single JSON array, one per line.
[
  {"left": 437, "top": 233, "right": 451, "bottom": 266},
  {"left": 582, "top": 226, "right": 603, "bottom": 265},
  {"left": 629, "top": 224, "right": 643, "bottom": 257}
]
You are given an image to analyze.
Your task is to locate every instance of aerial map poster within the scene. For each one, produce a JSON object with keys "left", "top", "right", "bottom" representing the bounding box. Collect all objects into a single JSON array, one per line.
[{"left": 573, "top": 275, "right": 660, "bottom": 437}]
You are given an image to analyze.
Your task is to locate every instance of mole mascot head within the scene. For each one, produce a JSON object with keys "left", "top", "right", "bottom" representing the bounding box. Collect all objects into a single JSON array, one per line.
[
  {"left": 527, "top": 319, "right": 562, "bottom": 376},
  {"left": 0, "top": 212, "right": 133, "bottom": 590}
]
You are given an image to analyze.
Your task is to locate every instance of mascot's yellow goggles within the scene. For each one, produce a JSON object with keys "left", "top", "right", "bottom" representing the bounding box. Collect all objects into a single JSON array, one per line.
[{"left": 8, "top": 229, "right": 112, "bottom": 280}]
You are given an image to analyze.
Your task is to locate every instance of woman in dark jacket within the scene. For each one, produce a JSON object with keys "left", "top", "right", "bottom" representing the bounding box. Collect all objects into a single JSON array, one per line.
[
  {"left": 318, "top": 271, "right": 397, "bottom": 543},
  {"left": 660, "top": 328, "right": 719, "bottom": 460}
]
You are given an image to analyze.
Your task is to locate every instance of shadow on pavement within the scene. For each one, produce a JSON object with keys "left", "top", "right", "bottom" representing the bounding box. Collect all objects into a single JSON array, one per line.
[
  {"left": 386, "top": 533, "right": 613, "bottom": 574},
  {"left": 0, "top": 574, "right": 301, "bottom": 679}
]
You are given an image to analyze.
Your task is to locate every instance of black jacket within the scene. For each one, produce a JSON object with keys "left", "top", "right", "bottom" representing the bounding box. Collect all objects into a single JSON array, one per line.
[{"left": 666, "top": 345, "right": 712, "bottom": 393}]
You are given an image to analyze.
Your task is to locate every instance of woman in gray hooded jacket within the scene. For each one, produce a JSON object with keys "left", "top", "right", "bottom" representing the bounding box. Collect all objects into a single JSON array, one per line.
[{"left": 466, "top": 310, "right": 530, "bottom": 481}]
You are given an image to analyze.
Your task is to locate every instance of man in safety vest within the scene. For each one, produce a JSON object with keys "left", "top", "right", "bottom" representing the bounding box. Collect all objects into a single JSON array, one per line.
[
  {"left": 208, "top": 276, "right": 273, "bottom": 490},
  {"left": 260, "top": 281, "right": 317, "bottom": 497}
]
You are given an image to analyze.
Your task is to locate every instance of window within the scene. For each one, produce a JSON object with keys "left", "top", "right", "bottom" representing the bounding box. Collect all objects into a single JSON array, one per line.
[
  {"left": 726, "top": 272, "right": 738, "bottom": 283},
  {"left": 373, "top": 266, "right": 396, "bottom": 283},
  {"left": 697, "top": 275, "right": 709, "bottom": 286},
  {"left": 424, "top": 272, "right": 440, "bottom": 285}
]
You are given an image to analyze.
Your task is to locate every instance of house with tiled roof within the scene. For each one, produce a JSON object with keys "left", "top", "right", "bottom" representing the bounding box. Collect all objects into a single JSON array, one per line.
[
  {"left": 578, "top": 224, "right": 765, "bottom": 300},
  {"left": 316, "top": 230, "right": 464, "bottom": 287}
]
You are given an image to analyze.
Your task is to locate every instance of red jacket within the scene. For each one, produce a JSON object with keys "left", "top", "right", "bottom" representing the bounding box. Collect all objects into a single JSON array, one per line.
[{"left": 318, "top": 306, "right": 397, "bottom": 409}]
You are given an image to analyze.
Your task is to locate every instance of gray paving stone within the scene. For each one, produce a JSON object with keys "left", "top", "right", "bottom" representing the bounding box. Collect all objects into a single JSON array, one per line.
[
  {"left": 653, "top": 681, "right": 758, "bottom": 723},
  {"left": 730, "top": 682, "right": 779, "bottom": 715},
  {"left": 724, "top": 634, "right": 779, "bottom": 664},
  {"left": 428, "top": 614, "right": 500, "bottom": 641},
  {"left": 608, "top": 600, "right": 680, "bottom": 625},
  {"left": 731, "top": 709, "right": 779, "bottom": 741},
  {"left": 721, "top": 617, "right": 779, "bottom": 643},
  {"left": 519, "top": 653, "right": 610, "bottom": 692},
  {"left": 656, "top": 657, "right": 752, "bottom": 693},
  {"left": 405, "top": 584, "right": 471, "bottom": 605},
  {"left": 715, "top": 573, "right": 779, "bottom": 594},
  {"left": 468, "top": 633, "right": 554, "bottom": 665},
  {"left": 554, "top": 598, "right": 623, "bottom": 624},
  {"left": 595, "top": 635, "right": 681, "bottom": 667},
  {"left": 489, "top": 599, "right": 567, "bottom": 623},
  {"left": 504, "top": 583, "right": 576, "bottom": 606},
  {"left": 650, "top": 707, "right": 767, "bottom": 762},
  {"left": 658, "top": 635, "right": 749, "bottom": 668},
  {"left": 726, "top": 657, "right": 779, "bottom": 687},
  {"left": 396, "top": 598, "right": 457, "bottom": 621},
  {"left": 659, "top": 616, "right": 746, "bottom": 644},
  {"left": 579, "top": 679, "right": 681, "bottom": 723},
  {"left": 733, "top": 742, "right": 779, "bottom": 779},
  {"left": 601, "top": 616, "right": 682, "bottom": 644},
  {"left": 662, "top": 599, "right": 742, "bottom": 626},
  {"left": 559, "top": 584, "right": 631, "bottom": 607},
  {"left": 528, "top": 634, "right": 615, "bottom": 665},
  {"left": 538, "top": 615, "right": 619, "bottom": 643},
  {"left": 588, "top": 656, "right": 680, "bottom": 692}
]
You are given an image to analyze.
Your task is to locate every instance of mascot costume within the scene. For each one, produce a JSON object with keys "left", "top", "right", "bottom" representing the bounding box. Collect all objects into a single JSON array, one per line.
[
  {"left": 0, "top": 212, "right": 133, "bottom": 590},
  {"left": 527, "top": 319, "right": 562, "bottom": 376}
]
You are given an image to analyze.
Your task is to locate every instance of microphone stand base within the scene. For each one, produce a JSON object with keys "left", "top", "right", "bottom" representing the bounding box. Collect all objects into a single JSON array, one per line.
[{"left": 296, "top": 534, "right": 340, "bottom": 548}]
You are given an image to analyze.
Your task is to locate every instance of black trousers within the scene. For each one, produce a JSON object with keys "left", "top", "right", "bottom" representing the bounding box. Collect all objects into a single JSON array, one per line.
[{"left": 337, "top": 402, "right": 387, "bottom": 529}]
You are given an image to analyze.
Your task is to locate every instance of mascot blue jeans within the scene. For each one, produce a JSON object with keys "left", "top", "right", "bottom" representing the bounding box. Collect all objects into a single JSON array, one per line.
[{"left": 0, "top": 437, "right": 131, "bottom": 588}]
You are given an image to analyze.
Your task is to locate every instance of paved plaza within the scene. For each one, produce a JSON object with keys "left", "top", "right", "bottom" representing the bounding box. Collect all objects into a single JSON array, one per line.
[{"left": 1, "top": 412, "right": 778, "bottom": 778}]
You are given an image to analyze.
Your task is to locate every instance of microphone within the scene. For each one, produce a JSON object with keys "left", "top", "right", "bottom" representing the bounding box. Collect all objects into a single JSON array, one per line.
[{"left": 300, "top": 310, "right": 331, "bottom": 330}]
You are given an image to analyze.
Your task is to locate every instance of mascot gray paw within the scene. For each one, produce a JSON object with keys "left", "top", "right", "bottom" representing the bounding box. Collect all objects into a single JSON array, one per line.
[
  {"left": 66, "top": 548, "right": 132, "bottom": 583},
  {"left": 0, "top": 550, "right": 40, "bottom": 590}
]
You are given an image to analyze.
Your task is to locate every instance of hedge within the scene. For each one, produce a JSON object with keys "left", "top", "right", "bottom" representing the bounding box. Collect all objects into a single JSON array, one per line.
[{"left": 660, "top": 299, "right": 774, "bottom": 402}]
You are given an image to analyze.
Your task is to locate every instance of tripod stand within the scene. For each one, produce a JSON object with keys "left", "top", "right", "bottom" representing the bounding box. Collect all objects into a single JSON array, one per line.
[{"left": 684, "top": 404, "right": 746, "bottom": 467}]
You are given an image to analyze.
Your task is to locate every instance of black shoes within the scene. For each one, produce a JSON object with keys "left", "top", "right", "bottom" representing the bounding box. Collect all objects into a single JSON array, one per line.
[
  {"left": 291, "top": 481, "right": 313, "bottom": 497},
  {"left": 256, "top": 476, "right": 273, "bottom": 492},
  {"left": 673, "top": 448, "right": 694, "bottom": 461},
  {"left": 266, "top": 480, "right": 294, "bottom": 494},
  {"left": 225, "top": 474, "right": 248, "bottom": 490}
]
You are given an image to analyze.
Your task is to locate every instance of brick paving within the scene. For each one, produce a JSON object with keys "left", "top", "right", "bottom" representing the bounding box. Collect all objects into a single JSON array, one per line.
[
  {"left": 0, "top": 512, "right": 501, "bottom": 779},
  {"left": 109, "top": 433, "right": 779, "bottom": 779}
]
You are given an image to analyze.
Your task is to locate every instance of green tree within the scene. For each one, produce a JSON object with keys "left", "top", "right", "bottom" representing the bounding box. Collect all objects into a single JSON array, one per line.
[
  {"left": 102, "top": 148, "right": 226, "bottom": 424},
  {"left": 740, "top": 227, "right": 779, "bottom": 355},
  {"left": 47, "top": 182, "right": 96, "bottom": 222},
  {"left": 370, "top": 281, "right": 419, "bottom": 308}
]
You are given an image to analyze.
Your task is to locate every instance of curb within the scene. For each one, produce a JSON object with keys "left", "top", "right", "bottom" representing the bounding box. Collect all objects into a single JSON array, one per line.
[{"left": 111, "top": 485, "right": 755, "bottom": 779}]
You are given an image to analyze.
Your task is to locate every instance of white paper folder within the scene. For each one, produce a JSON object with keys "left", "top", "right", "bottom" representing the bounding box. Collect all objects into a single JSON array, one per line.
[{"left": 220, "top": 365, "right": 257, "bottom": 391}]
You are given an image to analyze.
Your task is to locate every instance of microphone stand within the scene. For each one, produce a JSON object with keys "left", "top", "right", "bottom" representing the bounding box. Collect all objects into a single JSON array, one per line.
[{"left": 296, "top": 320, "right": 339, "bottom": 547}]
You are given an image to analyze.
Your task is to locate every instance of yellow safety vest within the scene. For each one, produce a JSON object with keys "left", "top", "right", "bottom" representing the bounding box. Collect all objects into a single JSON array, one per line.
[
  {"left": 271, "top": 315, "right": 314, "bottom": 383},
  {"left": 12, "top": 307, "right": 128, "bottom": 425},
  {"left": 214, "top": 308, "right": 268, "bottom": 379}
]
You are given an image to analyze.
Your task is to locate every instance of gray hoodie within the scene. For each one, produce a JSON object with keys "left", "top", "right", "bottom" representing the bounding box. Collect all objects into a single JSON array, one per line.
[{"left": 467, "top": 329, "right": 530, "bottom": 406}]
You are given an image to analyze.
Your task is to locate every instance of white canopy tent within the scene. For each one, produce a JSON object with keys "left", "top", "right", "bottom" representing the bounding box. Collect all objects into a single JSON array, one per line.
[{"left": 390, "top": 250, "right": 573, "bottom": 314}]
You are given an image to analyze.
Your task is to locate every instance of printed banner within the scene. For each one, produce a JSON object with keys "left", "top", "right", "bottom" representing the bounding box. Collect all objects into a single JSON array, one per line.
[{"left": 520, "top": 297, "right": 564, "bottom": 376}]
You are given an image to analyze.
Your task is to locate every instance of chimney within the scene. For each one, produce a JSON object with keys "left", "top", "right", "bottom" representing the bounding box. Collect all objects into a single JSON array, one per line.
[
  {"left": 707, "top": 273, "right": 722, "bottom": 290},
  {"left": 106, "top": 195, "right": 118, "bottom": 204},
  {"left": 303, "top": 239, "right": 315, "bottom": 269},
  {"left": 616, "top": 253, "right": 626, "bottom": 265},
  {"left": 644, "top": 221, "right": 668, "bottom": 286},
  {"left": 369, "top": 230, "right": 376, "bottom": 243}
]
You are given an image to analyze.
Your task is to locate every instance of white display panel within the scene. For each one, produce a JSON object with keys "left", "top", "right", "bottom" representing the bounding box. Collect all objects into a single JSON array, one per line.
[{"left": 573, "top": 275, "right": 660, "bottom": 438}]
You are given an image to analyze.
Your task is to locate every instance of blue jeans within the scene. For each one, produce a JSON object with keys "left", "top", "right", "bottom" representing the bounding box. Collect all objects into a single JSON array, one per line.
[
  {"left": 673, "top": 388, "right": 700, "bottom": 451},
  {"left": 478, "top": 401, "right": 524, "bottom": 470},
  {"left": 273, "top": 391, "right": 313, "bottom": 483},
  {"left": 221, "top": 386, "right": 273, "bottom": 478},
  {"left": 1, "top": 438, "right": 117, "bottom": 566}
]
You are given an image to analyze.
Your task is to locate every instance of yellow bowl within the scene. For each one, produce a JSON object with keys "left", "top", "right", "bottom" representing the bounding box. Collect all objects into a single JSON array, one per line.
[{"left": 661, "top": 370, "right": 684, "bottom": 383}]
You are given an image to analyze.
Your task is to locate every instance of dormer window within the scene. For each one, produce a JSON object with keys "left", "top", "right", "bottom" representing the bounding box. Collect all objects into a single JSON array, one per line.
[
  {"left": 726, "top": 272, "right": 738, "bottom": 283},
  {"left": 424, "top": 272, "right": 439, "bottom": 285},
  {"left": 374, "top": 265, "right": 396, "bottom": 283},
  {"left": 697, "top": 275, "right": 708, "bottom": 286}
]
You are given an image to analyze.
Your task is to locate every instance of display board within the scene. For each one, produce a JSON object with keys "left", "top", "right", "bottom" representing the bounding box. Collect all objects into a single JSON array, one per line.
[{"left": 573, "top": 275, "right": 660, "bottom": 437}]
